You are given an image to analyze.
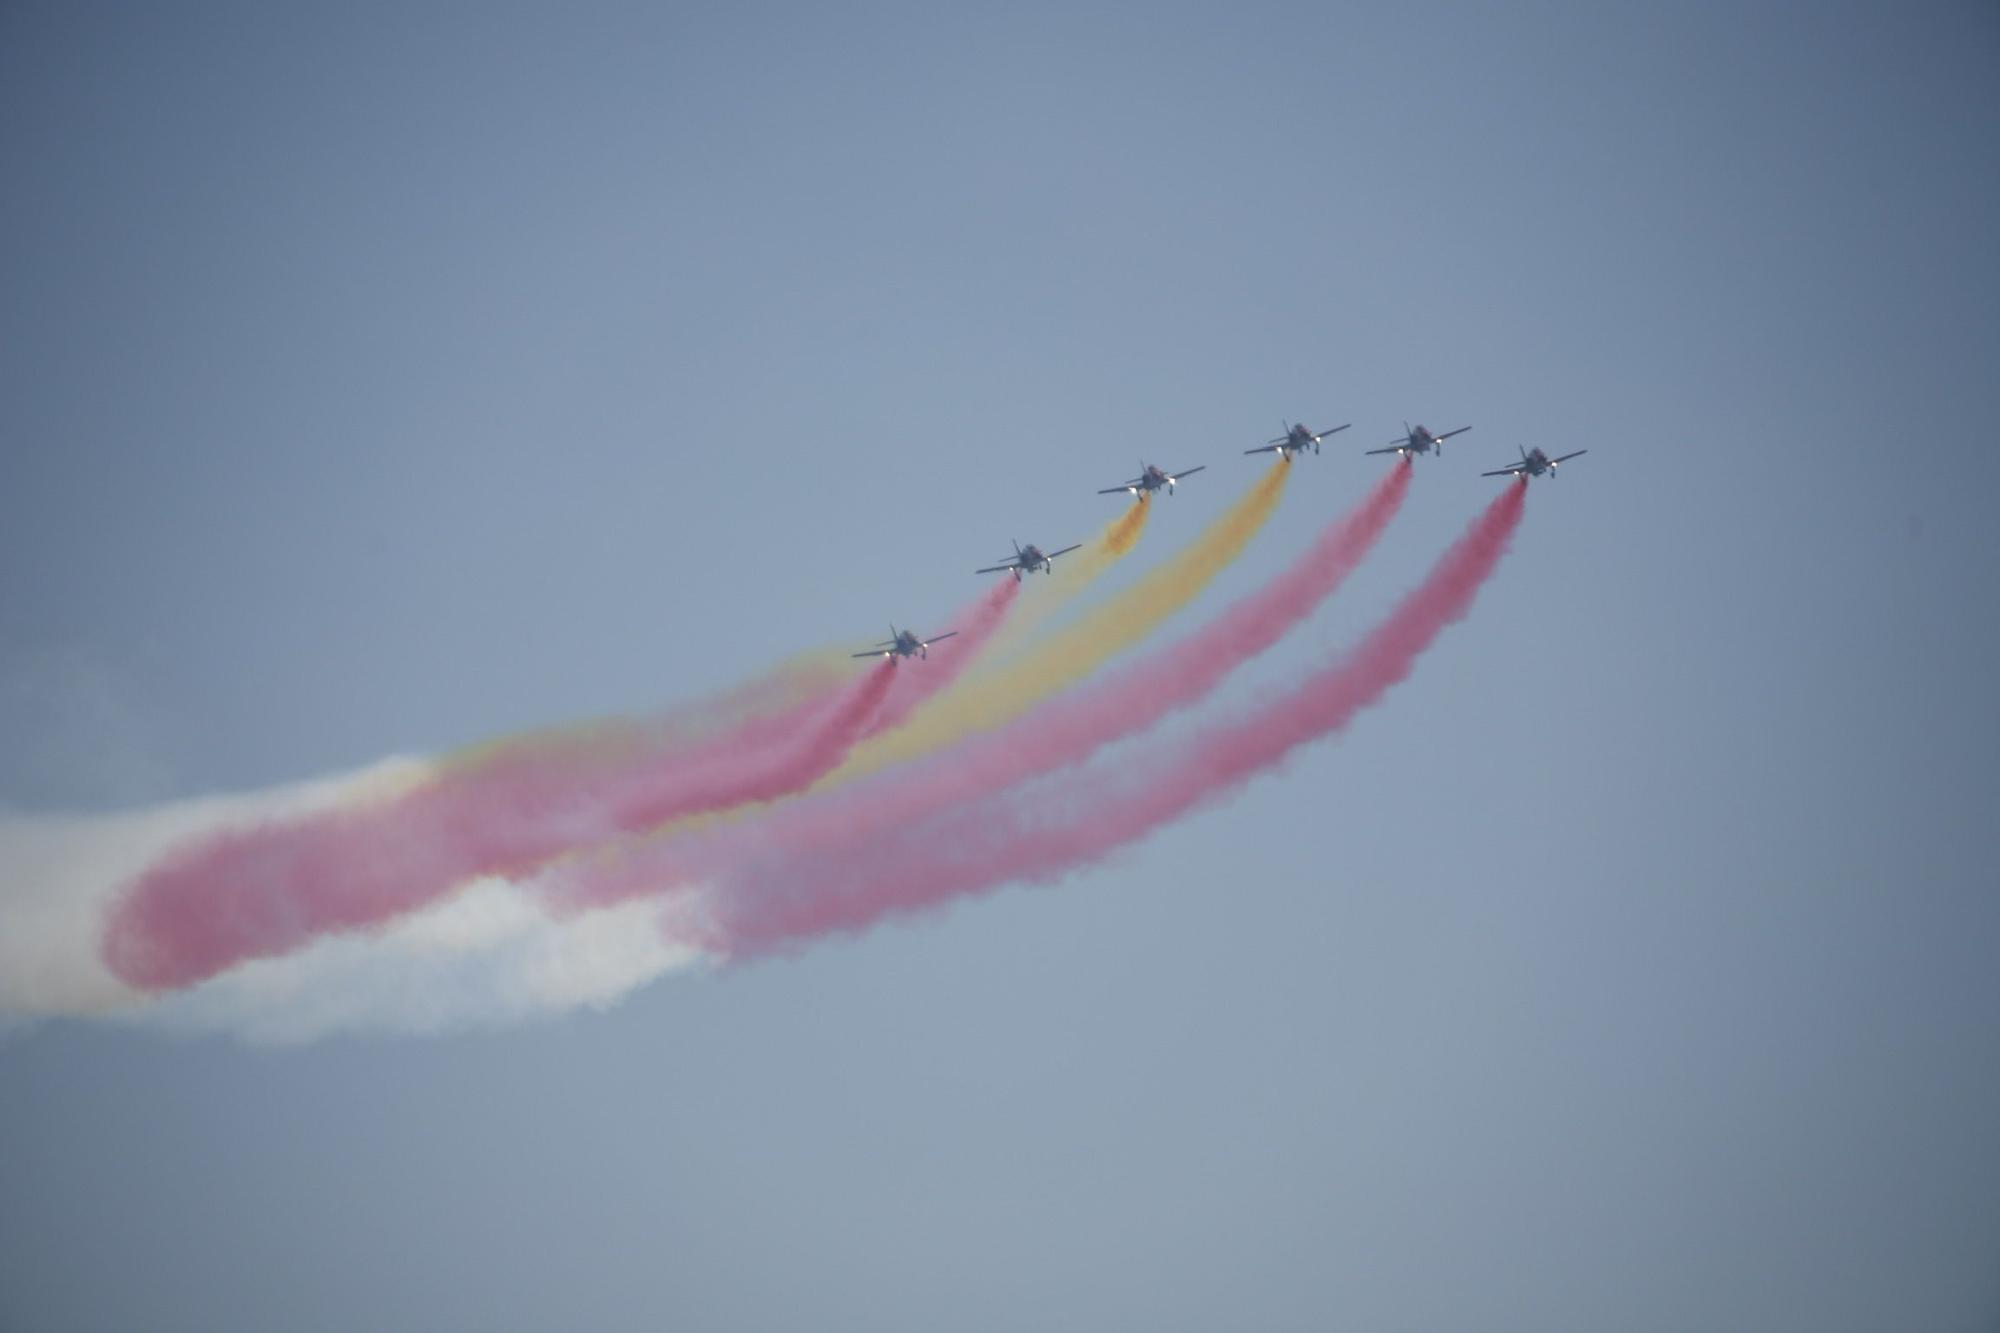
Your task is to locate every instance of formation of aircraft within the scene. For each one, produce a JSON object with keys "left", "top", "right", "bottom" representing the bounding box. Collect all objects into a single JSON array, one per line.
[
  {"left": 1482, "top": 445, "right": 1587, "bottom": 480},
  {"left": 1098, "top": 463, "right": 1206, "bottom": 499},
  {"left": 858, "top": 414, "right": 1584, "bottom": 658},
  {"left": 1366, "top": 422, "right": 1471, "bottom": 460},
  {"left": 1246, "top": 420, "right": 1350, "bottom": 460},
  {"left": 853, "top": 626, "right": 959, "bottom": 661},
  {"left": 977, "top": 539, "right": 1083, "bottom": 581}
]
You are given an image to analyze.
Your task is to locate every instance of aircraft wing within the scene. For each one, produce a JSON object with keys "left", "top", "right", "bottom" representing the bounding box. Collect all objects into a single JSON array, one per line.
[
  {"left": 923, "top": 631, "right": 959, "bottom": 644},
  {"left": 1481, "top": 464, "right": 1526, "bottom": 477},
  {"left": 1098, "top": 480, "right": 1142, "bottom": 493},
  {"left": 1169, "top": 466, "right": 1206, "bottom": 479},
  {"left": 1549, "top": 449, "right": 1587, "bottom": 464},
  {"left": 1046, "top": 543, "right": 1082, "bottom": 559},
  {"left": 1315, "top": 423, "right": 1352, "bottom": 438},
  {"left": 852, "top": 648, "right": 889, "bottom": 658},
  {"left": 1438, "top": 426, "right": 1473, "bottom": 440},
  {"left": 1244, "top": 443, "right": 1282, "bottom": 454},
  {"left": 975, "top": 559, "right": 1023, "bottom": 574},
  {"left": 1363, "top": 445, "right": 1404, "bottom": 456}
]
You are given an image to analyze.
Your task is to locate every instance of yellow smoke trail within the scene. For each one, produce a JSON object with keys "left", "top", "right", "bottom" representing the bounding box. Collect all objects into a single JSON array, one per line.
[
  {"left": 512, "top": 466, "right": 1281, "bottom": 889},
  {"left": 444, "top": 510, "right": 1147, "bottom": 799},
  {"left": 974, "top": 500, "right": 1151, "bottom": 664},
  {"left": 532, "top": 514, "right": 1151, "bottom": 862},
  {"left": 434, "top": 648, "right": 854, "bottom": 780},
  {"left": 822, "top": 458, "right": 1291, "bottom": 784}
]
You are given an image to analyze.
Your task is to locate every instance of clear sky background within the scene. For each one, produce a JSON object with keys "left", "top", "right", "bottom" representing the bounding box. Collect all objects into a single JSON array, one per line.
[{"left": 3, "top": 3, "right": 1998, "bottom": 1329}]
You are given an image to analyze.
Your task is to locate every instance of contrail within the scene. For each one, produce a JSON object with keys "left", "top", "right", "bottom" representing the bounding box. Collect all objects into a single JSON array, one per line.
[
  {"left": 99, "top": 580, "right": 1020, "bottom": 993},
  {"left": 690, "top": 480, "right": 1526, "bottom": 953},
  {"left": 551, "top": 460, "right": 1411, "bottom": 913},
  {"left": 821, "top": 460, "right": 1292, "bottom": 785}
]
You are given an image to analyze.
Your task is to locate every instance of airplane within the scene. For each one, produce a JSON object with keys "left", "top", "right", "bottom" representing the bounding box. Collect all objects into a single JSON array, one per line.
[
  {"left": 1098, "top": 462, "right": 1206, "bottom": 498},
  {"left": 1366, "top": 422, "right": 1471, "bottom": 460},
  {"left": 1482, "top": 445, "right": 1587, "bottom": 479},
  {"left": 976, "top": 539, "right": 1083, "bottom": 581},
  {"left": 1246, "top": 420, "right": 1351, "bottom": 459},
  {"left": 852, "top": 625, "right": 959, "bottom": 660}
]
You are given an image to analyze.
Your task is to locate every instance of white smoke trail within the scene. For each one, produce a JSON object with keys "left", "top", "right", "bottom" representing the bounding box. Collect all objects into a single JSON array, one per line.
[
  {"left": 0, "top": 761, "right": 702, "bottom": 1043},
  {"left": 125, "top": 878, "right": 704, "bottom": 1045}
]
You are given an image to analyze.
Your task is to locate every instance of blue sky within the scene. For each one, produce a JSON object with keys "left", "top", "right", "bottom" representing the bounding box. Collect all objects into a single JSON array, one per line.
[{"left": 3, "top": 4, "right": 1997, "bottom": 1329}]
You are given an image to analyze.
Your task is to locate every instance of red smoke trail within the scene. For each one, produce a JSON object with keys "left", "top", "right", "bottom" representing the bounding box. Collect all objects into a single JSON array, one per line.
[
  {"left": 102, "top": 578, "right": 1019, "bottom": 991},
  {"left": 859, "top": 577, "right": 1021, "bottom": 739},
  {"left": 553, "top": 462, "right": 1411, "bottom": 912},
  {"left": 100, "top": 663, "right": 881, "bottom": 990},
  {"left": 694, "top": 481, "right": 1526, "bottom": 953}
]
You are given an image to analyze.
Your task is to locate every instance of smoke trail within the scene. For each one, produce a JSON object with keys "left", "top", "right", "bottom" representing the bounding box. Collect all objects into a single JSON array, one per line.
[
  {"left": 1, "top": 760, "right": 425, "bottom": 1023},
  {"left": 97, "top": 578, "right": 1020, "bottom": 994},
  {"left": 435, "top": 649, "right": 851, "bottom": 782},
  {"left": 94, "top": 678, "right": 887, "bottom": 994},
  {"left": 98, "top": 672, "right": 879, "bottom": 990},
  {"left": 124, "top": 880, "right": 703, "bottom": 1044},
  {"left": 860, "top": 577, "right": 1021, "bottom": 738},
  {"left": 1, "top": 784, "right": 703, "bottom": 1040},
  {"left": 696, "top": 480, "right": 1526, "bottom": 952},
  {"left": 1102, "top": 498, "right": 1148, "bottom": 556},
  {"left": 0, "top": 661, "right": 844, "bottom": 1021},
  {"left": 822, "top": 460, "right": 1291, "bottom": 785},
  {"left": 551, "top": 461, "right": 1411, "bottom": 912},
  {"left": 973, "top": 502, "right": 1151, "bottom": 663}
]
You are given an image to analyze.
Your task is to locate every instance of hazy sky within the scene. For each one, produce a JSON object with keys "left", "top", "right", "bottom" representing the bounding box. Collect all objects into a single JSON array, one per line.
[{"left": 3, "top": 4, "right": 1997, "bottom": 1330}]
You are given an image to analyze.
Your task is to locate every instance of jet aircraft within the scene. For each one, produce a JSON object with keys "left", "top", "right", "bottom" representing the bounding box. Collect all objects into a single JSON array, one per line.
[
  {"left": 1246, "top": 421, "right": 1350, "bottom": 459},
  {"left": 853, "top": 625, "right": 959, "bottom": 660},
  {"left": 1482, "top": 445, "right": 1587, "bottom": 479},
  {"left": 976, "top": 539, "right": 1083, "bottom": 581},
  {"left": 1098, "top": 463, "right": 1206, "bottom": 498},
  {"left": 1366, "top": 422, "right": 1471, "bottom": 460}
]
